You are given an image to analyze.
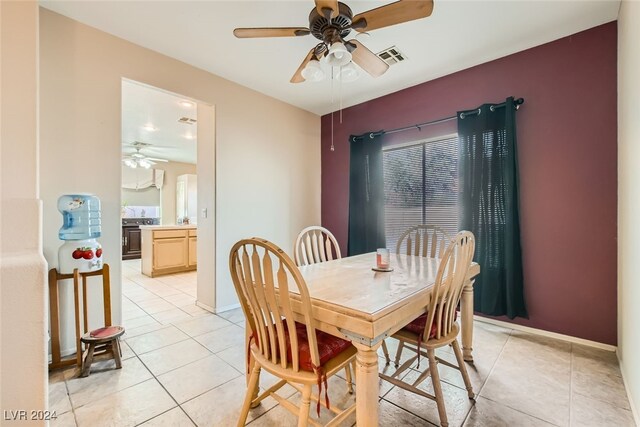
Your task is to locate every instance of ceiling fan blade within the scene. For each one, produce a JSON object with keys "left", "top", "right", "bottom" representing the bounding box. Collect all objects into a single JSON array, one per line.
[
  {"left": 233, "top": 27, "right": 310, "bottom": 38},
  {"left": 348, "top": 40, "right": 389, "bottom": 77},
  {"left": 290, "top": 48, "right": 317, "bottom": 83},
  {"left": 315, "top": 0, "right": 339, "bottom": 19},
  {"left": 145, "top": 157, "right": 169, "bottom": 162},
  {"left": 122, "top": 140, "right": 151, "bottom": 146},
  {"left": 352, "top": 0, "right": 434, "bottom": 32}
]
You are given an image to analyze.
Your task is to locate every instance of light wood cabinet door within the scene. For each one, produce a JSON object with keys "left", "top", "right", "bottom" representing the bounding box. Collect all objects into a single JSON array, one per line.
[
  {"left": 153, "top": 238, "right": 188, "bottom": 270},
  {"left": 188, "top": 237, "right": 197, "bottom": 267}
]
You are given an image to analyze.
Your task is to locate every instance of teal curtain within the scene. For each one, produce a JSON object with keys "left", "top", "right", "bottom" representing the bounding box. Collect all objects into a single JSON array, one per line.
[
  {"left": 457, "top": 97, "right": 527, "bottom": 319},
  {"left": 348, "top": 133, "right": 386, "bottom": 256}
]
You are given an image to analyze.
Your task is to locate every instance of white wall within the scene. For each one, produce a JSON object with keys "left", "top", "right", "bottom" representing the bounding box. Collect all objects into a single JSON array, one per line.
[
  {"left": 0, "top": 0, "right": 48, "bottom": 423},
  {"left": 196, "top": 104, "right": 216, "bottom": 310},
  {"left": 618, "top": 0, "right": 640, "bottom": 423},
  {"left": 39, "top": 9, "right": 320, "bottom": 329},
  {"left": 122, "top": 187, "right": 160, "bottom": 207}
]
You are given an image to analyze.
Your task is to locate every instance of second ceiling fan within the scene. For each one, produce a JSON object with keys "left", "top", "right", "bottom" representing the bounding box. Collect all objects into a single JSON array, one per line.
[
  {"left": 122, "top": 142, "right": 169, "bottom": 169},
  {"left": 234, "top": 0, "right": 434, "bottom": 83}
]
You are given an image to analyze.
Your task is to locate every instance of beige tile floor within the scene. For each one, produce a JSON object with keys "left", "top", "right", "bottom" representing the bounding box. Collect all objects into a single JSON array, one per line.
[{"left": 48, "top": 259, "right": 637, "bottom": 427}]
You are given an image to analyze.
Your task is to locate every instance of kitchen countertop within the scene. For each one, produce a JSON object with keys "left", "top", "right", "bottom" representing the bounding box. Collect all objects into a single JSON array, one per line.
[{"left": 139, "top": 224, "right": 197, "bottom": 230}]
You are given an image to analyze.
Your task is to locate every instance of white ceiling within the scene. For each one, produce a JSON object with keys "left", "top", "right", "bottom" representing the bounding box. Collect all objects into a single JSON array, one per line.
[
  {"left": 122, "top": 80, "right": 197, "bottom": 164},
  {"left": 42, "top": 1, "right": 620, "bottom": 116}
]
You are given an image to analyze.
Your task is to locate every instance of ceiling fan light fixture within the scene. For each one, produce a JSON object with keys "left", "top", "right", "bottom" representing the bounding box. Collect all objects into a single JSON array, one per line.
[
  {"left": 337, "top": 62, "right": 360, "bottom": 82},
  {"left": 138, "top": 159, "right": 151, "bottom": 169},
  {"left": 326, "top": 41, "right": 352, "bottom": 67},
  {"left": 301, "top": 59, "right": 325, "bottom": 82}
]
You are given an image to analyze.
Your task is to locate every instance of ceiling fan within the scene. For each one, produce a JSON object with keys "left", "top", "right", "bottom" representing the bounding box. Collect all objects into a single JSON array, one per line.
[
  {"left": 122, "top": 142, "right": 169, "bottom": 169},
  {"left": 233, "top": 0, "right": 434, "bottom": 83}
]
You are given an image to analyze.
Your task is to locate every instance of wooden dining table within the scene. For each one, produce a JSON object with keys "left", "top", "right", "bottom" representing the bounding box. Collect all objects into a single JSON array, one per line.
[{"left": 292, "top": 252, "right": 480, "bottom": 426}]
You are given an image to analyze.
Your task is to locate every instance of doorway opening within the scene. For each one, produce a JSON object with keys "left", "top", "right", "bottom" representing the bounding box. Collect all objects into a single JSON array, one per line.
[{"left": 120, "top": 79, "right": 212, "bottom": 325}]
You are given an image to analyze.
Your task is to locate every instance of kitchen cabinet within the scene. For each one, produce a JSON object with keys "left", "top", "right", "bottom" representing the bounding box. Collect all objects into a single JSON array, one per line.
[
  {"left": 154, "top": 237, "right": 188, "bottom": 270},
  {"left": 188, "top": 234, "right": 197, "bottom": 267},
  {"left": 122, "top": 226, "right": 142, "bottom": 260},
  {"left": 140, "top": 226, "right": 197, "bottom": 277}
]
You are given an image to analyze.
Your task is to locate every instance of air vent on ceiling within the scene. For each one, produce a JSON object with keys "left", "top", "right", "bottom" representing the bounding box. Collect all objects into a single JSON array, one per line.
[
  {"left": 376, "top": 46, "right": 407, "bottom": 65},
  {"left": 178, "top": 117, "right": 197, "bottom": 124}
]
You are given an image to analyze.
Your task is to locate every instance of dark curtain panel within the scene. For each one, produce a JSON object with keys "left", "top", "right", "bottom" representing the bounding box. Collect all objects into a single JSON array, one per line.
[
  {"left": 457, "top": 97, "right": 527, "bottom": 319},
  {"left": 348, "top": 133, "right": 386, "bottom": 256}
]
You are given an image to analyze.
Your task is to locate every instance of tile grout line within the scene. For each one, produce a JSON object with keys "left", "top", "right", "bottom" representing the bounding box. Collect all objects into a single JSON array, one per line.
[
  {"left": 64, "top": 264, "right": 203, "bottom": 424},
  {"left": 569, "top": 343, "right": 574, "bottom": 427},
  {"left": 118, "top": 292, "right": 219, "bottom": 427},
  {"left": 125, "top": 274, "right": 196, "bottom": 302},
  {"left": 67, "top": 333, "right": 230, "bottom": 419},
  {"left": 127, "top": 343, "right": 199, "bottom": 427},
  {"left": 475, "top": 327, "right": 513, "bottom": 398},
  {"left": 377, "top": 398, "right": 439, "bottom": 426},
  {"left": 457, "top": 329, "right": 513, "bottom": 427},
  {"left": 136, "top": 338, "right": 213, "bottom": 376},
  {"left": 62, "top": 375, "right": 81, "bottom": 427},
  {"left": 473, "top": 329, "right": 566, "bottom": 427}
]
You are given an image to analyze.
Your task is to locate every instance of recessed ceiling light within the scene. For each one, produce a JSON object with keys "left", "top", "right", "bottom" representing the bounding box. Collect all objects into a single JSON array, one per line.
[
  {"left": 143, "top": 124, "right": 157, "bottom": 131},
  {"left": 184, "top": 134, "right": 195, "bottom": 140},
  {"left": 179, "top": 101, "right": 194, "bottom": 108}
]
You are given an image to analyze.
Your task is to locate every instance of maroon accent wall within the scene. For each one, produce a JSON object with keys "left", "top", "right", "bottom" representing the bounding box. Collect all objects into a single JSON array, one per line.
[{"left": 321, "top": 22, "right": 617, "bottom": 345}]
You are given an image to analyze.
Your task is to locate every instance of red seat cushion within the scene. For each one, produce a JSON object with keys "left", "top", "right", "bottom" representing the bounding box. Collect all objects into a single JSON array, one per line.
[
  {"left": 89, "top": 326, "right": 124, "bottom": 339},
  {"left": 251, "top": 320, "right": 352, "bottom": 417},
  {"left": 291, "top": 322, "right": 352, "bottom": 372},
  {"left": 402, "top": 311, "right": 457, "bottom": 338},
  {"left": 253, "top": 321, "right": 352, "bottom": 372}
]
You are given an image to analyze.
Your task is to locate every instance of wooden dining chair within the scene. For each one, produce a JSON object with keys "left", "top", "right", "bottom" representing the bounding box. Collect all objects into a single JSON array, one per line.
[
  {"left": 294, "top": 226, "right": 392, "bottom": 367},
  {"left": 231, "top": 237, "right": 357, "bottom": 427},
  {"left": 379, "top": 231, "right": 476, "bottom": 427},
  {"left": 293, "top": 226, "right": 342, "bottom": 266},
  {"left": 391, "top": 224, "right": 450, "bottom": 366}
]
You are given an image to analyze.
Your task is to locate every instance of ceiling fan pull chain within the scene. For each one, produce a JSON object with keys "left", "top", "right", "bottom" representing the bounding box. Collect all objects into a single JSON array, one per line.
[
  {"left": 330, "top": 66, "right": 335, "bottom": 152},
  {"left": 331, "top": 110, "right": 335, "bottom": 152}
]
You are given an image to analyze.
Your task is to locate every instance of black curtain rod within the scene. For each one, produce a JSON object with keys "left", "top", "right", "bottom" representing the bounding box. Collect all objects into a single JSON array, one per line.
[{"left": 351, "top": 98, "right": 524, "bottom": 141}]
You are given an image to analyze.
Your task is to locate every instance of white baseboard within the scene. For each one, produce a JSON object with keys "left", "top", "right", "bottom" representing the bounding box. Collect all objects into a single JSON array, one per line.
[
  {"left": 474, "top": 315, "right": 617, "bottom": 352},
  {"left": 195, "top": 300, "right": 215, "bottom": 313},
  {"left": 195, "top": 301, "right": 240, "bottom": 314},
  {"left": 213, "top": 302, "right": 241, "bottom": 314},
  {"left": 618, "top": 357, "right": 640, "bottom": 426}
]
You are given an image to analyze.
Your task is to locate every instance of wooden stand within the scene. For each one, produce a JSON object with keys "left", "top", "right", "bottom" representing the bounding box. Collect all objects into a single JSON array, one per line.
[
  {"left": 48, "top": 268, "right": 81, "bottom": 370},
  {"left": 48, "top": 264, "right": 116, "bottom": 371}
]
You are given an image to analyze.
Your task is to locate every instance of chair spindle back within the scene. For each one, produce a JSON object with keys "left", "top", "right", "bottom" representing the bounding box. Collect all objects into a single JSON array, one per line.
[
  {"left": 293, "top": 226, "right": 342, "bottom": 266},
  {"left": 396, "top": 225, "right": 449, "bottom": 259}
]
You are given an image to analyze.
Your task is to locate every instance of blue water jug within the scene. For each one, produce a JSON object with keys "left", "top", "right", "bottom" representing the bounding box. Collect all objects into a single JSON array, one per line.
[{"left": 57, "top": 194, "right": 101, "bottom": 240}]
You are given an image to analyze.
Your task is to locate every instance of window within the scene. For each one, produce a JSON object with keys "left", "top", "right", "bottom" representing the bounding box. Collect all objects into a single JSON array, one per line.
[{"left": 383, "top": 134, "right": 459, "bottom": 251}]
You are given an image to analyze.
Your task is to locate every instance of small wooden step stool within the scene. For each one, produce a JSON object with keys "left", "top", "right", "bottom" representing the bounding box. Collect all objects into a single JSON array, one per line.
[{"left": 48, "top": 264, "right": 125, "bottom": 376}]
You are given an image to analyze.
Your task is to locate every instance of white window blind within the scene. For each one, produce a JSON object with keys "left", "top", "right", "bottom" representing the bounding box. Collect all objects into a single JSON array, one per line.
[{"left": 383, "top": 135, "right": 459, "bottom": 251}]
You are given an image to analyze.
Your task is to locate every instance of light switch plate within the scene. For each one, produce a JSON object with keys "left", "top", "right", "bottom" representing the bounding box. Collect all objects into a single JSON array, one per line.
[{"left": 201, "top": 208, "right": 207, "bottom": 219}]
